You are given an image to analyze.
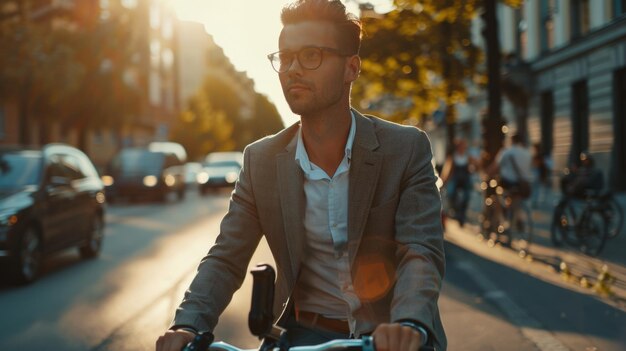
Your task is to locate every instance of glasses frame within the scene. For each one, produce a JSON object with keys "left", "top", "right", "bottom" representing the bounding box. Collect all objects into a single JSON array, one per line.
[{"left": 267, "top": 46, "right": 348, "bottom": 73}]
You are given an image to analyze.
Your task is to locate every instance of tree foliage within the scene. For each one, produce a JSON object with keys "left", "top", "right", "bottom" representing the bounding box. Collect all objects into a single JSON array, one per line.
[
  {"left": 353, "top": 0, "right": 522, "bottom": 125},
  {"left": 172, "top": 72, "right": 284, "bottom": 161},
  {"left": 0, "top": 0, "right": 142, "bottom": 146}
]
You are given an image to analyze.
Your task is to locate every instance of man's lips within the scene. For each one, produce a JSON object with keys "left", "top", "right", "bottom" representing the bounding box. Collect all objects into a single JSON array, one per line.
[{"left": 287, "top": 84, "right": 310, "bottom": 93}]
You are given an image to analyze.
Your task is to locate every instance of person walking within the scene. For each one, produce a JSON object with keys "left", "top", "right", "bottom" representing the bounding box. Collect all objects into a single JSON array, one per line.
[
  {"left": 491, "top": 133, "right": 533, "bottom": 195},
  {"left": 441, "top": 139, "right": 477, "bottom": 226},
  {"left": 531, "top": 143, "right": 552, "bottom": 207},
  {"left": 156, "top": 1, "right": 446, "bottom": 351}
]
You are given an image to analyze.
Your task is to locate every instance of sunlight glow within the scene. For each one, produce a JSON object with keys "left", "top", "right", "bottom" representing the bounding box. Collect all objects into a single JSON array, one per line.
[{"left": 166, "top": 0, "right": 393, "bottom": 126}]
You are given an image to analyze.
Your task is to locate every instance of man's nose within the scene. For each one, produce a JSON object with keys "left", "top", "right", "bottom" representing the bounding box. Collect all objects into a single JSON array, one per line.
[{"left": 286, "top": 58, "right": 304, "bottom": 76}]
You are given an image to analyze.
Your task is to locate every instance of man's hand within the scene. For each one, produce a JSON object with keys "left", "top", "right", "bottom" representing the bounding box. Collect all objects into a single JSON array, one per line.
[
  {"left": 372, "top": 323, "right": 423, "bottom": 351},
  {"left": 155, "top": 329, "right": 195, "bottom": 351}
]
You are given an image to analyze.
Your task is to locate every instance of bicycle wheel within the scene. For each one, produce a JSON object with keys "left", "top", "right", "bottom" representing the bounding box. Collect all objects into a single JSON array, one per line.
[
  {"left": 551, "top": 200, "right": 577, "bottom": 247},
  {"left": 578, "top": 210, "right": 608, "bottom": 256},
  {"left": 605, "top": 196, "right": 623, "bottom": 238},
  {"left": 508, "top": 201, "right": 533, "bottom": 253}
]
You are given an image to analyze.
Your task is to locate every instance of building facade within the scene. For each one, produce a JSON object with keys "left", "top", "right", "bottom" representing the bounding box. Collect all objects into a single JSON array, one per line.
[
  {"left": 516, "top": 0, "right": 626, "bottom": 190},
  {"left": 451, "top": 0, "right": 626, "bottom": 190}
]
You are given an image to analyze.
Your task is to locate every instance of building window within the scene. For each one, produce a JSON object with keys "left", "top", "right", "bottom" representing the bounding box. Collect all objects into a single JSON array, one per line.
[
  {"left": 540, "top": 0, "right": 556, "bottom": 52},
  {"left": 571, "top": 0, "right": 590, "bottom": 39},
  {"left": 570, "top": 80, "right": 589, "bottom": 165},
  {"left": 612, "top": 68, "right": 626, "bottom": 190},
  {"left": 540, "top": 91, "right": 554, "bottom": 156}
]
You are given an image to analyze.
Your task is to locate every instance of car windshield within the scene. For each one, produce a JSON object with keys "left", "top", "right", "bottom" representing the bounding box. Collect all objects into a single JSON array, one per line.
[
  {"left": 112, "top": 150, "right": 164, "bottom": 175},
  {"left": 206, "top": 160, "right": 241, "bottom": 168},
  {"left": 0, "top": 152, "right": 43, "bottom": 188}
]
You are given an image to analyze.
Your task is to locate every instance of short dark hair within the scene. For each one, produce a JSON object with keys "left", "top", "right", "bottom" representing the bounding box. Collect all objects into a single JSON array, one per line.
[{"left": 280, "top": 0, "right": 362, "bottom": 55}]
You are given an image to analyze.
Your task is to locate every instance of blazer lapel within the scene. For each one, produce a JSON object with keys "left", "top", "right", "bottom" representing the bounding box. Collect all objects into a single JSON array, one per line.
[
  {"left": 276, "top": 131, "right": 306, "bottom": 283},
  {"left": 348, "top": 111, "right": 382, "bottom": 265}
]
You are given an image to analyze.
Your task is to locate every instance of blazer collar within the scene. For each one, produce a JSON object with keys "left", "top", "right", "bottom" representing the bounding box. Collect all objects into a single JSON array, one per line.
[{"left": 348, "top": 110, "right": 383, "bottom": 265}]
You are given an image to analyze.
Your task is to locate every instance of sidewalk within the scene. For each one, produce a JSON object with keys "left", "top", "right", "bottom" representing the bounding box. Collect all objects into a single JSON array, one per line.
[{"left": 444, "top": 183, "right": 626, "bottom": 311}]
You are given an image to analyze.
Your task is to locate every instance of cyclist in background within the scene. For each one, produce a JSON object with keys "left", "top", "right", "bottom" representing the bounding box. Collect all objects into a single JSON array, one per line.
[
  {"left": 491, "top": 133, "right": 533, "bottom": 196},
  {"left": 561, "top": 152, "right": 604, "bottom": 199},
  {"left": 441, "top": 138, "right": 478, "bottom": 227}
]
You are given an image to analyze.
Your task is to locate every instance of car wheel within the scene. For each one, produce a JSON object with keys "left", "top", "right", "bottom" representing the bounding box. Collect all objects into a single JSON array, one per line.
[
  {"left": 15, "top": 226, "right": 42, "bottom": 284},
  {"left": 79, "top": 215, "right": 104, "bottom": 259}
]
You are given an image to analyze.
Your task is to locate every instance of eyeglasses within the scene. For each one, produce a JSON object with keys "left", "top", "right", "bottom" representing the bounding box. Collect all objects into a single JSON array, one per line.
[{"left": 267, "top": 46, "right": 347, "bottom": 73}]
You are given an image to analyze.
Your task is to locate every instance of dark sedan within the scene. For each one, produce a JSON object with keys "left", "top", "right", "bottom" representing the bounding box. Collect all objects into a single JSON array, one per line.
[
  {"left": 102, "top": 148, "right": 186, "bottom": 202},
  {"left": 0, "top": 144, "right": 106, "bottom": 284}
]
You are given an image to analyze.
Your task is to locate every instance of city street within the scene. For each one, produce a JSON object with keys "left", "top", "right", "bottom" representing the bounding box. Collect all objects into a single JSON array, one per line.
[{"left": 0, "top": 190, "right": 624, "bottom": 351}]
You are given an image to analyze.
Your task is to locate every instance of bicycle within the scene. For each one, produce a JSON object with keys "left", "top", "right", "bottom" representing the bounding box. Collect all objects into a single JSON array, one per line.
[
  {"left": 182, "top": 264, "right": 436, "bottom": 351},
  {"left": 480, "top": 177, "right": 533, "bottom": 256},
  {"left": 550, "top": 191, "right": 617, "bottom": 256},
  {"left": 604, "top": 193, "right": 624, "bottom": 239}
]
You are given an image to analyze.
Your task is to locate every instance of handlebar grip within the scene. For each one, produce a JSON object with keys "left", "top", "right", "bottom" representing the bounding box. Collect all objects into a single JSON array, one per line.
[
  {"left": 181, "top": 332, "right": 214, "bottom": 351},
  {"left": 248, "top": 263, "right": 276, "bottom": 338}
]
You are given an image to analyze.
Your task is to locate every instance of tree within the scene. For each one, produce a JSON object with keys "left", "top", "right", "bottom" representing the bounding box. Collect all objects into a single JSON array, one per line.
[
  {"left": 56, "top": 3, "right": 143, "bottom": 150},
  {"left": 171, "top": 74, "right": 241, "bottom": 160},
  {"left": 172, "top": 74, "right": 284, "bottom": 161},
  {"left": 248, "top": 92, "right": 285, "bottom": 141},
  {"left": 353, "top": 0, "right": 522, "bottom": 158},
  {"left": 0, "top": 1, "right": 82, "bottom": 144},
  {"left": 0, "top": 0, "right": 142, "bottom": 148}
]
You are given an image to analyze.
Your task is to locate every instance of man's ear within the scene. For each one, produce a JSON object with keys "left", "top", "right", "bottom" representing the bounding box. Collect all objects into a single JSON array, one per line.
[{"left": 344, "top": 55, "right": 361, "bottom": 83}]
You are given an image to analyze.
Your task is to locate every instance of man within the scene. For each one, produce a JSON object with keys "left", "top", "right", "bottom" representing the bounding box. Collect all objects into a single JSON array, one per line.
[
  {"left": 493, "top": 133, "right": 533, "bottom": 194},
  {"left": 156, "top": 1, "right": 446, "bottom": 350}
]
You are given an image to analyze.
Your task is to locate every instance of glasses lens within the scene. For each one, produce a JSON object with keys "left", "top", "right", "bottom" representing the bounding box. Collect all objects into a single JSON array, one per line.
[
  {"left": 269, "top": 52, "right": 291, "bottom": 73},
  {"left": 298, "top": 47, "right": 322, "bottom": 70}
]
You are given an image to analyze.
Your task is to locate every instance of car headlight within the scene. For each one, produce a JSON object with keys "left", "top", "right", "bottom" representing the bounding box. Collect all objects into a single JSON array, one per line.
[
  {"left": 101, "top": 175, "right": 114, "bottom": 186},
  {"left": 0, "top": 210, "right": 18, "bottom": 239},
  {"left": 143, "top": 175, "right": 158, "bottom": 187},
  {"left": 225, "top": 172, "right": 238, "bottom": 184},
  {"left": 196, "top": 172, "right": 209, "bottom": 184},
  {"left": 164, "top": 174, "right": 176, "bottom": 187}
]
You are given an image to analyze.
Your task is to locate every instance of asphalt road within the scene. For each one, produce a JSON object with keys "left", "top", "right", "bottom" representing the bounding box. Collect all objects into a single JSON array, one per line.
[{"left": 0, "top": 189, "right": 624, "bottom": 350}]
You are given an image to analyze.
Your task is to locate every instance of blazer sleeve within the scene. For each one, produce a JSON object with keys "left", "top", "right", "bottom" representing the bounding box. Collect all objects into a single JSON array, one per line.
[
  {"left": 390, "top": 129, "right": 446, "bottom": 348},
  {"left": 171, "top": 145, "right": 264, "bottom": 332}
]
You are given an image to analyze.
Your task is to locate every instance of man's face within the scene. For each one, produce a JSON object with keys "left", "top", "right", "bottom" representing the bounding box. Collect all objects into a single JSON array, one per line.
[{"left": 277, "top": 21, "right": 358, "bottom": 116}]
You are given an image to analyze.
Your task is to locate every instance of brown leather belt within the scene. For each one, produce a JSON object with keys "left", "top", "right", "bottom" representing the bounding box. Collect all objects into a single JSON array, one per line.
[{"left": 297, "top": 311, "right": 350, "bottom": 334}]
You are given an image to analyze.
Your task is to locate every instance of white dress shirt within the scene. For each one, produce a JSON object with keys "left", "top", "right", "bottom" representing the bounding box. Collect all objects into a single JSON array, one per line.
[{"left": 293, "top": 112, "right": 366, "bottom": 334}]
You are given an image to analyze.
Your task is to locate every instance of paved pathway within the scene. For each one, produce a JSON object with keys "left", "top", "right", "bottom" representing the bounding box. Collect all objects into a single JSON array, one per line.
[{"left": 445, "top": 182, "right": 626, "bottom": 310}]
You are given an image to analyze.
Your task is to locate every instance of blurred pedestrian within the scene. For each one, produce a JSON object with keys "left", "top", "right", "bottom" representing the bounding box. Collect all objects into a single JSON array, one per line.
[
  {"left": 156, "top": 1, "right": 446, "bottom": 351},
  {"left": 489, "top": 133, "right": 533, "bottom": 197},
  {"left": 531, "top": 143, "right": 553, "bottom": 207},
  {"left": 441, "top": 138, "right": 478, "bottom": 226}
]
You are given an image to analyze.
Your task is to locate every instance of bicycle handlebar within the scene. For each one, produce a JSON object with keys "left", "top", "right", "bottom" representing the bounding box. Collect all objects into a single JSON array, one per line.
[{"left": 208, "top": 336, "right": 375, "bottom": 351}]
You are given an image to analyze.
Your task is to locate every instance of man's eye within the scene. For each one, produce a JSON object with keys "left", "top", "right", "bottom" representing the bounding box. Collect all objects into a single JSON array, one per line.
[
  {"left": 278, "top": 53, "right": 291, "bottom": 63},
  {"left": 301, "top": 49, "right": 320, "bottom": 61}
]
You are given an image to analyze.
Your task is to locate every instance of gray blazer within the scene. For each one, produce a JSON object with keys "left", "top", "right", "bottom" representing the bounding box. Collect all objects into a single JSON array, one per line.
[{"left": 172, "top": 109, "right": 447, "bottom": 350}]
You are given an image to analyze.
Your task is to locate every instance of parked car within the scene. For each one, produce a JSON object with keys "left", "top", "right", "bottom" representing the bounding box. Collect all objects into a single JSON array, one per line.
[
  {"left": 103, "top": 148, "right": 186, "bottom": 202},
  {"left": 184, "top": 162, "right": 203, "bottom": 186},
  {"left": 148, "top": 141, "right": 187, "bottom": 163},
  {"left": 197, "top": 151, "right": 243, "bottom": 194},
  {"left": 0, "top": 144, "right": 106, "bottom": 284}
]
